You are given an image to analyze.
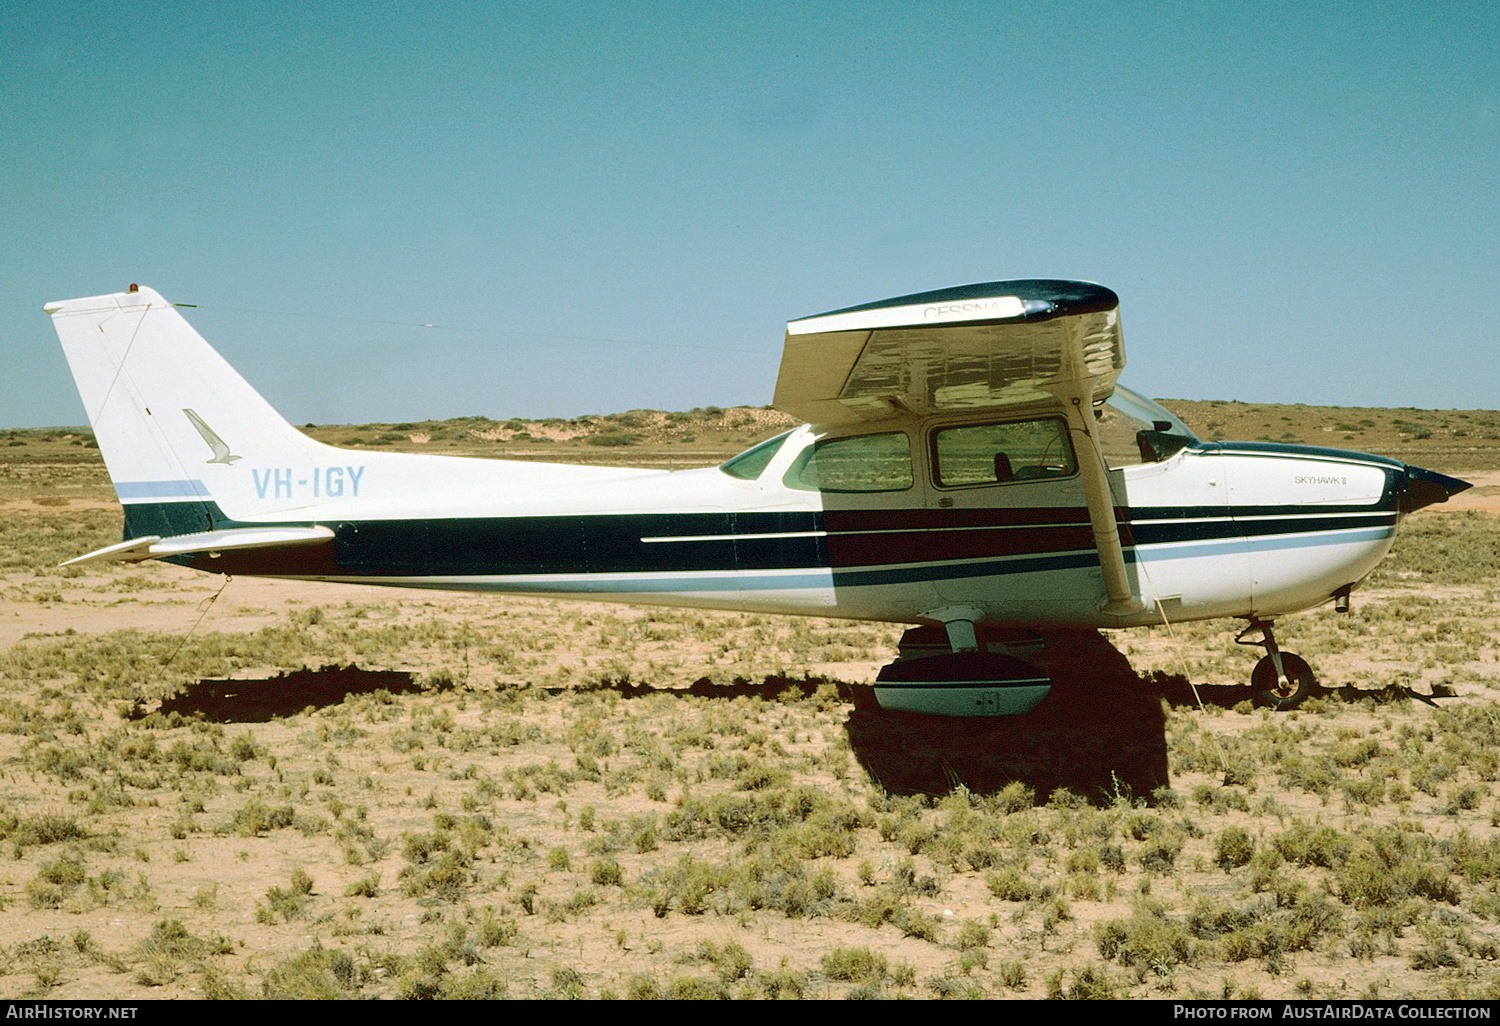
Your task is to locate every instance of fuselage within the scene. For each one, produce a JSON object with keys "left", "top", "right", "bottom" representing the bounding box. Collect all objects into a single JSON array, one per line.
[{"left": 129, "top": 396, "right": 1446, "bottom": 633}]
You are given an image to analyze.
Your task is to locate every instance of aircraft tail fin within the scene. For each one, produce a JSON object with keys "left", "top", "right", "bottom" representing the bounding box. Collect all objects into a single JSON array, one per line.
[{"left": 45, "top": 285, "right": 328, "bottom": 535}]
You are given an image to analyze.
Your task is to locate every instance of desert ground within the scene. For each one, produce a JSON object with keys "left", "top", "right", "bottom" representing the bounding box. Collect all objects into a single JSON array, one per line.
[{"left": 1, "top": 401, "right": 1498, "bottom": 1000}]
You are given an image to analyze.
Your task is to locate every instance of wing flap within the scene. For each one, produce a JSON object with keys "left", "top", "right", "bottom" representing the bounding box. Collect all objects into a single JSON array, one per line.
[{"left": 62, "top": 525, "right": 335, "bottom": 567}]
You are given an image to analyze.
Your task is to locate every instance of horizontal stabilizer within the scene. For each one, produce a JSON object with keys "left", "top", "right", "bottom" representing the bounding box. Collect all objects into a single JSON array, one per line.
[
  {"left": 60, "top": 536, "right": 163, "bottom": 566},
  {"left": 62, "top": 525, "right": 335, "bottom": 567}
]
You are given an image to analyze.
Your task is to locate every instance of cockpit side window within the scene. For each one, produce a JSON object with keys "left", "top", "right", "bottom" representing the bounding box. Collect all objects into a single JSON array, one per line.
[
  {"left": 720, "top": 431, "right": 793, "bottom": 481},
  {"left": 932, "top": 418, "right": 1075, "bottom": 488},
  {"left": 783, "top": 432, "right": 913, "bottom": 493}
]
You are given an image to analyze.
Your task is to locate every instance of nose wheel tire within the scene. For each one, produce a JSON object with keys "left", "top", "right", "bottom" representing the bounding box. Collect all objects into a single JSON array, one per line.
[{"left": 1251, "top": 652, "right": 1315, "bottom": 710}]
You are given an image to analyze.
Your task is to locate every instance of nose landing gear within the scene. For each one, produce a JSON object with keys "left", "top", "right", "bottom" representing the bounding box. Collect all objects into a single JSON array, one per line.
[{"left": 1236, "top": 619, "right": 1317, "bottom": 710}]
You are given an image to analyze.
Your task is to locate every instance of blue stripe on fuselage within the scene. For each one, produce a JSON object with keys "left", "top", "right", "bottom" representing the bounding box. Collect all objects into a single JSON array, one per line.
[{"left": 115, "top": 479, "right": 211, "bottom": 499}]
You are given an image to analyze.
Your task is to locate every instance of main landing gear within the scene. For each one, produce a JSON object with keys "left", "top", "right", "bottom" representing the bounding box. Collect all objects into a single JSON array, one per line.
[{"left": 1236, "top": 618, "right": 1317, "bottom": 710}]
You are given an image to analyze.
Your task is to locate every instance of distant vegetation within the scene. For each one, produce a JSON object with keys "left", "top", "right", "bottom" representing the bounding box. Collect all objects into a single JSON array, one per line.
[{"left": 10, "top": 399, "right": 1496, "bottom": 475}]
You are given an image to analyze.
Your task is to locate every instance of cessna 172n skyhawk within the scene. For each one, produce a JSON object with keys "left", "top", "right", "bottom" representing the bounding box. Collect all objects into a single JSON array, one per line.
[{"left": 47, "top": 280, "right": 1469, "bottom": 715}]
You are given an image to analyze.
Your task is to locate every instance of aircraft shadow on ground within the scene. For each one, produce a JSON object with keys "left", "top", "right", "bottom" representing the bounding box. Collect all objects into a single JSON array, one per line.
[
  {"left": 843, "top": 630, "right": 1171, "bottom": 803},
  {"left": 561, "top": 630, "right": 1178, "bottom": 805},
  {"left": 142, "top": 642, "right": 1440, "bottom": 791},
  {"left": 842, "top": 643, "right": 1430, "bottom": 803},
  {"left": 1155, "top": 675, "right": 1452, "bottom": 711},
  {"left": 149, "top": 665, "right": 424, "bottom": 723}
]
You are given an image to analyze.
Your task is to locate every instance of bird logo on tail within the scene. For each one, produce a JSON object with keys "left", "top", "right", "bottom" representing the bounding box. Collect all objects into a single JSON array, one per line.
[{"left": 183, "top": 409, "right": 241, "bottom": 464}]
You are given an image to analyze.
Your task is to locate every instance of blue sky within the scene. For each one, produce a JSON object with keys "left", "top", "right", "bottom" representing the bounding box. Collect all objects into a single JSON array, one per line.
[{"left": 4, "top": 1, "right": 1495, "bottom": 427}]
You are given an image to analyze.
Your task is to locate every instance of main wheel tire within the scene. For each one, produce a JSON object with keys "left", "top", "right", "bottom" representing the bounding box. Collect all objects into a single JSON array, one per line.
[{"left": 1251, "top": 652, "right": 1316, "bottom": 710}]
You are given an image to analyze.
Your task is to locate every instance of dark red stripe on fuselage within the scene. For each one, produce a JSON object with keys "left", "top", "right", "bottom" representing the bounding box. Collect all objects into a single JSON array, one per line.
[{"left": 820, "top": 507, "right": 1136, "bottom": 568}]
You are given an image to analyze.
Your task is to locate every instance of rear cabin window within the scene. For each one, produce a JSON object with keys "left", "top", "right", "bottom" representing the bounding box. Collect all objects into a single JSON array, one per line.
[
  {"left": 720, "top": 431, "right": 792, "bottom": 480},
  {"left": 933, "top": 418, "right": 1076, "bottom": 487},
  {"left": 783, "top": 432, "right": 912, "bottom": 493}
]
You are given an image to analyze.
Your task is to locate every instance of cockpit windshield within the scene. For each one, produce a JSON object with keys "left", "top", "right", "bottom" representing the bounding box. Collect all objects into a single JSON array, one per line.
[{"left": 1096, "top": 385, "right": 1199, "bottom": 467}]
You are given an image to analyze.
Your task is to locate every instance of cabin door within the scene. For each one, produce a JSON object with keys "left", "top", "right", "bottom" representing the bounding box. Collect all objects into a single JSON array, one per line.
[{"left": 922, "top": 417, "right": 1099, "bottom": 622}]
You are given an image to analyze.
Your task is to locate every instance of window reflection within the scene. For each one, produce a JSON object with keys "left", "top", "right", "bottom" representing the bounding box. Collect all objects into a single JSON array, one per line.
[{"left": 784, "top": 432, "right": 912, "bottom": 493}]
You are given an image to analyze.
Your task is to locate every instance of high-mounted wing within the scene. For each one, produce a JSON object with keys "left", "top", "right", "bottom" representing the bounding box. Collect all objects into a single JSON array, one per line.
[
  {"left": 773, "top": 280, "right": 1123, "bottom": 426},
  {"left": 774, "top": 280, "right": 1139, "bottom": 615}
]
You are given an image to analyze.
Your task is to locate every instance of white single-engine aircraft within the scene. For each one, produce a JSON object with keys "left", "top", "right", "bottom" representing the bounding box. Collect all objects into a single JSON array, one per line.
[{"left": 47, "top": 281, "right": 1469, "bottom": 715}]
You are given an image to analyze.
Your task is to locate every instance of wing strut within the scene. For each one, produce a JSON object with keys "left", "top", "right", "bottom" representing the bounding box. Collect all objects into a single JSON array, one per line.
[{"left": 1044, "top": 320, "right": 1141, "bottom": 616}]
